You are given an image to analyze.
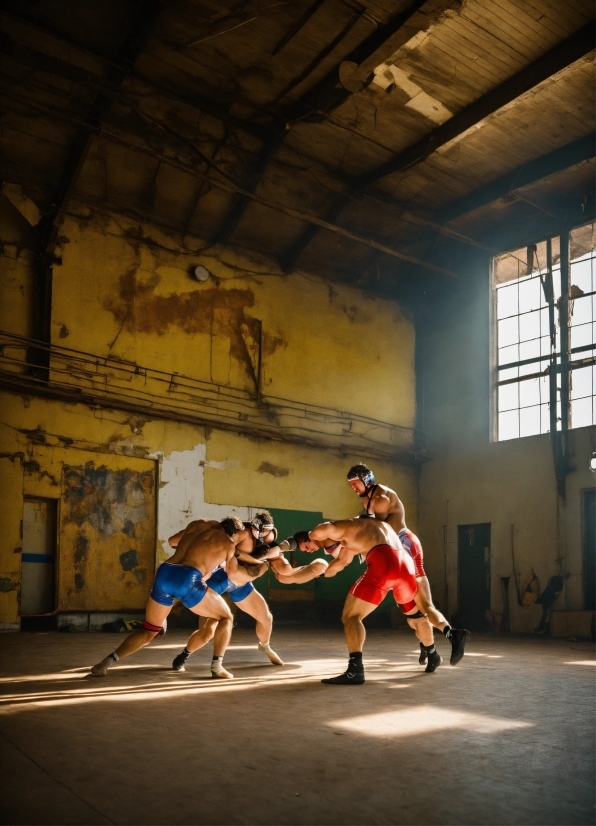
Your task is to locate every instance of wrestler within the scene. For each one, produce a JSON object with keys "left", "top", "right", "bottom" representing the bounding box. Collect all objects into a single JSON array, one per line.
[
  {"left": 310, "top": 516, "right": 438, "bottom": 683},
  {"left": 90, "top": 517, "right": 243, "bottom": 677},
  {"left": 347, "top": 464, "right": 469, "bottom": 666},
  {"left": 171, "top": 512, "right": 283, "bottom": 675}
]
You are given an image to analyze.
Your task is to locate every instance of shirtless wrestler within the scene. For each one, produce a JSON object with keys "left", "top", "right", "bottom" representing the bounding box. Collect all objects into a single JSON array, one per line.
[
  {"left": 171, "top": 512, "right": 327, "bottom": 676},
  {"left": 90, "top": 517, "right": 243, "bottom": 677},
  {"left": 310, "top": 516, "right": 438, "bottom": 683},
  {"left": 347, "top": 464, "right": 469, "bottom": 667}
]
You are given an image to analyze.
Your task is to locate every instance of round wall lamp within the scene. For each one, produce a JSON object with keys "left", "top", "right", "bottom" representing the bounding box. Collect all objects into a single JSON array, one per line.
[
  {"left": 192, "top": 265, "right": 210, "bottom": 282},
  {"left": 590, "top": 451, "right": 596, "bottom": 472}
]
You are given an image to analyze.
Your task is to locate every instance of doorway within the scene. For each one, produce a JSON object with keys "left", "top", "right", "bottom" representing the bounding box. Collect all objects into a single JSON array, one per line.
[
  {"left": 584, "top": 488, "right": 595, "bottom": 611},
  {"left": 458, "top": 523, "right": 491, "bottom": 629},
  {"left": 21, "top": 498, "right": 57, "bottom": 616}
]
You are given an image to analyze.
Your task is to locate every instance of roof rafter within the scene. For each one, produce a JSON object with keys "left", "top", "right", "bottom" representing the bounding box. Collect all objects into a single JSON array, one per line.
[
  {"left": 211, "top": 0, "right": 461, "bottom": 244},
  {"left": 279, "top": 21, "right": 595, "bottom": 272},
  {"left": 435, "top": 132, "right": 596, "bottom": 224}
]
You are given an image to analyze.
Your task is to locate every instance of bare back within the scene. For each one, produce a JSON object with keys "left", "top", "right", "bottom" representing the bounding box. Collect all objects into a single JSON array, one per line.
[
  {"left": 168, "top": 520, "right": 234, "bottom": 575},
  {"left": 365, "top": 484, "right": 406, "bottom": 533},
  {"left": 311, "top": 517, "right": 402, "bottom": 558}
]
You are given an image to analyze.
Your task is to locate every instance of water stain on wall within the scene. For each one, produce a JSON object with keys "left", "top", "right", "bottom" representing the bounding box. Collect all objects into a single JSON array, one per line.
[
  {"left": 257, "top": 461, "right": 290, "bottom": 478},
  {"left": 103, "top": 271, "right": 283, "bottom": 380}
]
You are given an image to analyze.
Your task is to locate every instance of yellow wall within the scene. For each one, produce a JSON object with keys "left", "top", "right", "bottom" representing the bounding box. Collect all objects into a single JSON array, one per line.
[{"left": 0, "top": 202, "right": 418, "bottom": 626}]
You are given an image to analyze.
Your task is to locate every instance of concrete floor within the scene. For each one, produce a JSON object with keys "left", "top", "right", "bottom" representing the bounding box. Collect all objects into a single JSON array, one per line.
[{"left": 0, "top": 627, "right": 594, "bottom": 826}]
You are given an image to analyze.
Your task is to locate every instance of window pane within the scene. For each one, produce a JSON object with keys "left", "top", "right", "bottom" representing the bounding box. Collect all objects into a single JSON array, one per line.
[
  {"left": 498, "top": 343, "right": 519, "bottom": 366},
  {"left": 499, "top": 383, "right": 519, "bottom": 411},
  {"left": 571, "top": 323, "right": 594, "bottom": 349},
  {"left": 499, "top": 409, "right": 519, "bottom": 441},
  {"left": 498, "top": 316, "right": 519, "bottom": 347},
  {"left": 519, "top": 377, "right": 540, "bottom": 408},
  {"left": 570, "top": 365, "right": 595, "bottom": 400},
  {"left": 519, "top": 405, "right": 541, "bottom": 437},
  {"left": 519, "top": 339, "right": 541, "bottom": 363},
  {"left": 540, "top": 403, "right": 551, "bottom": 433},
  {"left": 570, "top": 257, "right": 593, "bottom": 294},
  {"left": 571, "top": 295, "right": 593, "bottom": 327},
  {"left": 571, "top": 396, "right": 594, "bottom": 429},
  {"left": 497, "top": 283, "right": 518, "bottom": 319},
  {"left": 538, "top": 375, "right": 550, "bottom": 405},
  {"left": 499, "top": 366, "right": 519, "bottom": 382},
  {"left": 552, "top": 266, "right": 561, "bottom": 300},
  {"left": 519, "top": 311, "right": 540, "bottom": 342},
  {"left": 518, "top": 276, "right": 541, "bottom": 313}
]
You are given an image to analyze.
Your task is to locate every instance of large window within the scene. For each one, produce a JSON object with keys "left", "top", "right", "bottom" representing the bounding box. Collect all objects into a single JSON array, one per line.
[{"left": 494, "top": 222, "right": 595, "bottom": 441}]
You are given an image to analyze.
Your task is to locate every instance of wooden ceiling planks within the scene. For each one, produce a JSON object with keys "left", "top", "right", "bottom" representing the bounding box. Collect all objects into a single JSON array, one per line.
[{"left": 0, "top": 0, "right": 594, "bottom": 292}]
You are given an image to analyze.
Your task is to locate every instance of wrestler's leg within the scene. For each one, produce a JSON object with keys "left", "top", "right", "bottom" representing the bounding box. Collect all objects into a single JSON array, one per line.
[
  {"left": 91, "top": 597, "right": 169, "bottom": 676},
  {"left": 189, "top": 590, "right": 235, "bottom": 679},
  {"left": 414, "top": 579, "right": 470, "bottom": 666},
  {"left": 415, "top": 577, "right": 449, "bottom": 629},
  {"left": 236, "top": 589, "right": 284, "bottom": 665},
  {"left": 322, "top": 594, "right": 377, "bottom": 685},
  {"left": 273, "top": 557, "right": 328, "bottom": 584},
  {"left": 407, "top": 615, "right": 434, "bottom": 646},
  {"left": 172, "top": 615, "right": 218, "bottom": 671}
]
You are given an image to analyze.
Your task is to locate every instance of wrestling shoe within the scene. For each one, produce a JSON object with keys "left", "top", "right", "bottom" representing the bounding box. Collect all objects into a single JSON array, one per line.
[
  {"left": 419, "top": 642, "right": 427, "bottom": 664},
  {"left": 449, "top": 629, "right": 470, "bottom": 665},
  {"left": 258, "top": 642, "right": 284, "bottom": 665},
  {"left": 172, "top": 651, "right": 189, "bottom": 671},
  {"left": 321, "top": 669, "right": 365, "bottom": 685},
  {"left": 424, "top": 650, "right": 442, "bottom": 673}
]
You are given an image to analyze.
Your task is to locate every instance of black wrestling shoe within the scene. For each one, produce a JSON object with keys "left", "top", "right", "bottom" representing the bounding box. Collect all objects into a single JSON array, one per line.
[
  {"left": 172, "top": 651, "right": 189, "bottom": 671},
  {"left": 322, "top": 669, "right": 365, "bottom": 685},
  {"left": 449, "top": 629, "right": 470, "bottom": 665},
  {"left": 424, "top": 650, "right": 442, "bottom": 673},
  {"left": 419, "top": 642, "right": 427, "bottom": 664}
]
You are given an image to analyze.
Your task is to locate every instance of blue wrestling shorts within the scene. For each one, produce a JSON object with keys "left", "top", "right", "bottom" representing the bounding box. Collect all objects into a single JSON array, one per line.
[
  {"left": 150, "top": 562, "right": 207, "bottom": 609},
  {"left": 208, "top": 567, "right": 254, "bottom": 603}
]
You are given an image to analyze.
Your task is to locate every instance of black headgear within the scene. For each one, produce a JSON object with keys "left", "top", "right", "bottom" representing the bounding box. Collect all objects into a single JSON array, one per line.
[
  {"left": 347, "top": 464, "right": 375, "bottom": 492},
  {"left": 250, "top": 515, "right": 276, "bottom": 541}
]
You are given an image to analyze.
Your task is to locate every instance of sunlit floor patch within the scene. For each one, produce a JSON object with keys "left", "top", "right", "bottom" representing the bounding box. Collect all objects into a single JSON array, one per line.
[
  {"left": 564, "top": 660, "right": 596, "bottom": 666},
  {"left": 330, "top": 705, "right": 533, "bottom": 737}
]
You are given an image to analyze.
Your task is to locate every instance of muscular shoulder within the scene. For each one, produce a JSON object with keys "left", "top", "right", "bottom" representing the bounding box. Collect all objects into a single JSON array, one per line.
[{"left": 234, "top": 529, "right": 255, "bottom": 552}]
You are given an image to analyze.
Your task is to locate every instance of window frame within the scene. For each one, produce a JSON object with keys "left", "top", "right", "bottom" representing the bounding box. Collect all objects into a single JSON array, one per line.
[{"left": 491, "top": 223, "right": 596, "bottom": 442}]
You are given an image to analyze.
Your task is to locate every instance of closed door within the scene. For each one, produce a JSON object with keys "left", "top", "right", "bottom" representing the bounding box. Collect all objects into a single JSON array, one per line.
[
  {"left": 21, "top": 499, "right": 57, "bottom": 615},
  {"left": 584, "top": 488, "right": 595, "bottom": 611},
  {"left": 458, "top": 523, "right": 491, "bottom": 621}
]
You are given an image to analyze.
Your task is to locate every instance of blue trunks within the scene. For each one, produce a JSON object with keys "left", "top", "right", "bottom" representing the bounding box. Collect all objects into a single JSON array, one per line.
[
  {"left": 208, "top": 567, "right": 254, "bottom": 603},
  {"left": 150, "top": 562, "right": 207, "bottom": 609}
]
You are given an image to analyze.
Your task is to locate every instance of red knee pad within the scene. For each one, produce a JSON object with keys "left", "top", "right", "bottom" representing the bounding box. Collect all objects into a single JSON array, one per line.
[{"left": 143, "top": 619, "right": 167, "bottom": 637}]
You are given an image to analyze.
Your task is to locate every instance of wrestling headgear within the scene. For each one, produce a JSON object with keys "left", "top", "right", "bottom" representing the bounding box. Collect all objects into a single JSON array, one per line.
[
  {"left": 250, "top": 513, "right": 277, "bottom": 541},
  {"left": 347, "top": 464, "right": 375, "bottom": 493}
]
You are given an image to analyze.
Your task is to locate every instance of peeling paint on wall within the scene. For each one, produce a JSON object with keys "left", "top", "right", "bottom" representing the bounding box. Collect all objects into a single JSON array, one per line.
[{"left": 156, "top": 443, "right": 250, "bottom": 560}]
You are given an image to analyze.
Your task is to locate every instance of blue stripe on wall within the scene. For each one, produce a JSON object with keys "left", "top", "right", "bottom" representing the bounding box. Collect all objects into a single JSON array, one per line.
[{"left": 22, "top": 554, "right": 55, "bottom": 563}]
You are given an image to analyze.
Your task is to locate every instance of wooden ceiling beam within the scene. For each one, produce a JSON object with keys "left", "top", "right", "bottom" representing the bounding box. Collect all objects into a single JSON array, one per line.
[
  {"left": 0, "top": 10, "right": 272, "bottom": 141},
  {"left": 356, "top": 22, "right": 595, "bottom": 189},
  {"left": 435, "top": 132, "right": 596, "bottom": 224},
  {"left": 211, "top": 0, "right": 459, "bottom": 244},
  {"left": 279, "top": 22, "right": 595, "bottom": 272}
]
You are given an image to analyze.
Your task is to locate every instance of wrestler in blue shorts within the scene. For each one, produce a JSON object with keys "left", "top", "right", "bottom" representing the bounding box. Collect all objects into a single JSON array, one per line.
[{"left": 171, "top": 511, "right": 285, "bottom": 676}]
